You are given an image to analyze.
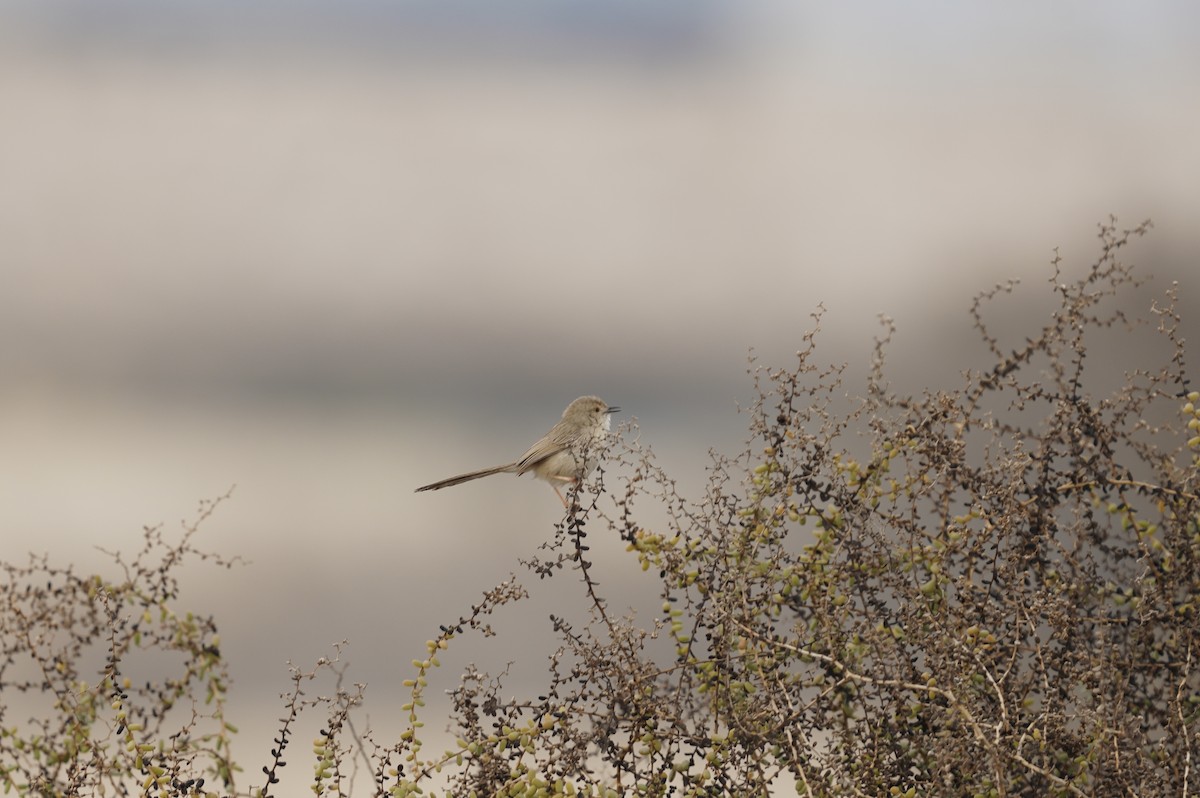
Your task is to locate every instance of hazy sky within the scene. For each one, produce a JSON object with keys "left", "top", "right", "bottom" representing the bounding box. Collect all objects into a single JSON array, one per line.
[{"left": 2, "top": 2, "right": 1198, "bottom": 791}]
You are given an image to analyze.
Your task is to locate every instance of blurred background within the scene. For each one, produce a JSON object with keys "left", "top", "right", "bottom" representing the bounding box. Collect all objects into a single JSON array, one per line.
[{"left": 2, "top": 0, "right": 1198, "bottom": 786}]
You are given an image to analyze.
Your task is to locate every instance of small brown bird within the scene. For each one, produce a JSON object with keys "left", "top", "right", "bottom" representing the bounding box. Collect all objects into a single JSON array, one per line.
[{"left": 415, "top": 396, "right": 619, "bottom": 506}]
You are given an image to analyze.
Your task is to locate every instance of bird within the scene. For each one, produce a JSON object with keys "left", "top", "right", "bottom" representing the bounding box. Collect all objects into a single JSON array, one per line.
[{"left": 415, "top": 396, "right": 619, "bottom": 506}]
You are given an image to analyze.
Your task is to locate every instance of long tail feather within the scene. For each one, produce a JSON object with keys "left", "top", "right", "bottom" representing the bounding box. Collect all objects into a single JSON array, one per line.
[{"left": 414, "top": 463, "right": 516, "bottom": 492}]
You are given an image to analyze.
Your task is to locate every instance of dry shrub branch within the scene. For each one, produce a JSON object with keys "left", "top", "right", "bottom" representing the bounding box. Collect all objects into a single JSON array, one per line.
[{"left": 1, "top": 489, "right": 239, "bottom": 795}]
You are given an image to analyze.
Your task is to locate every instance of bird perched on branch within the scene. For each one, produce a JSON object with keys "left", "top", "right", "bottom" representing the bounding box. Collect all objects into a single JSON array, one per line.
[{"left": 415, "top": 396, "right": 619, "bottom": 507}]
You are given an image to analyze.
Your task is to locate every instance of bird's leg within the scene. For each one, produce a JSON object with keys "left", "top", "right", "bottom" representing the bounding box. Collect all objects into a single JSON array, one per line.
[{"left": 551, "top": 475, "right": 579, "bottom": 508}]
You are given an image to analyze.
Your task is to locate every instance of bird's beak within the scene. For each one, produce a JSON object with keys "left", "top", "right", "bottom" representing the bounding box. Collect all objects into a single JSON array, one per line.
[{"left": 607, "top": 405, "right": 620, "bottom": 414}]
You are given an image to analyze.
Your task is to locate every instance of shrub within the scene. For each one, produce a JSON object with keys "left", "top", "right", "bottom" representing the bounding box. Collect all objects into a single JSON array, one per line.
[{"left": 3, "top": 219, "right": 1195, "bottom": 797}]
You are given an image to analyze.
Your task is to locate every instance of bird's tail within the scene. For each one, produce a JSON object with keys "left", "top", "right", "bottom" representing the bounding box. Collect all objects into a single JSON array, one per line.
[{"left": 414, "top": 463, "right": 517, "bottom": 493}]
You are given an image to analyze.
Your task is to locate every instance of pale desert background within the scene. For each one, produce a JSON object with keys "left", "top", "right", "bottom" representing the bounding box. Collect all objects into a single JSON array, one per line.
[{"left": 2, "top": 0, "right": 1198, "bottom": 787}]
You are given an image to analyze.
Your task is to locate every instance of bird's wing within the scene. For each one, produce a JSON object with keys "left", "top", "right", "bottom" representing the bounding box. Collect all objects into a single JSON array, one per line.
[{"left": 514, "top": 434, "right": 567, "bottom": 473}]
